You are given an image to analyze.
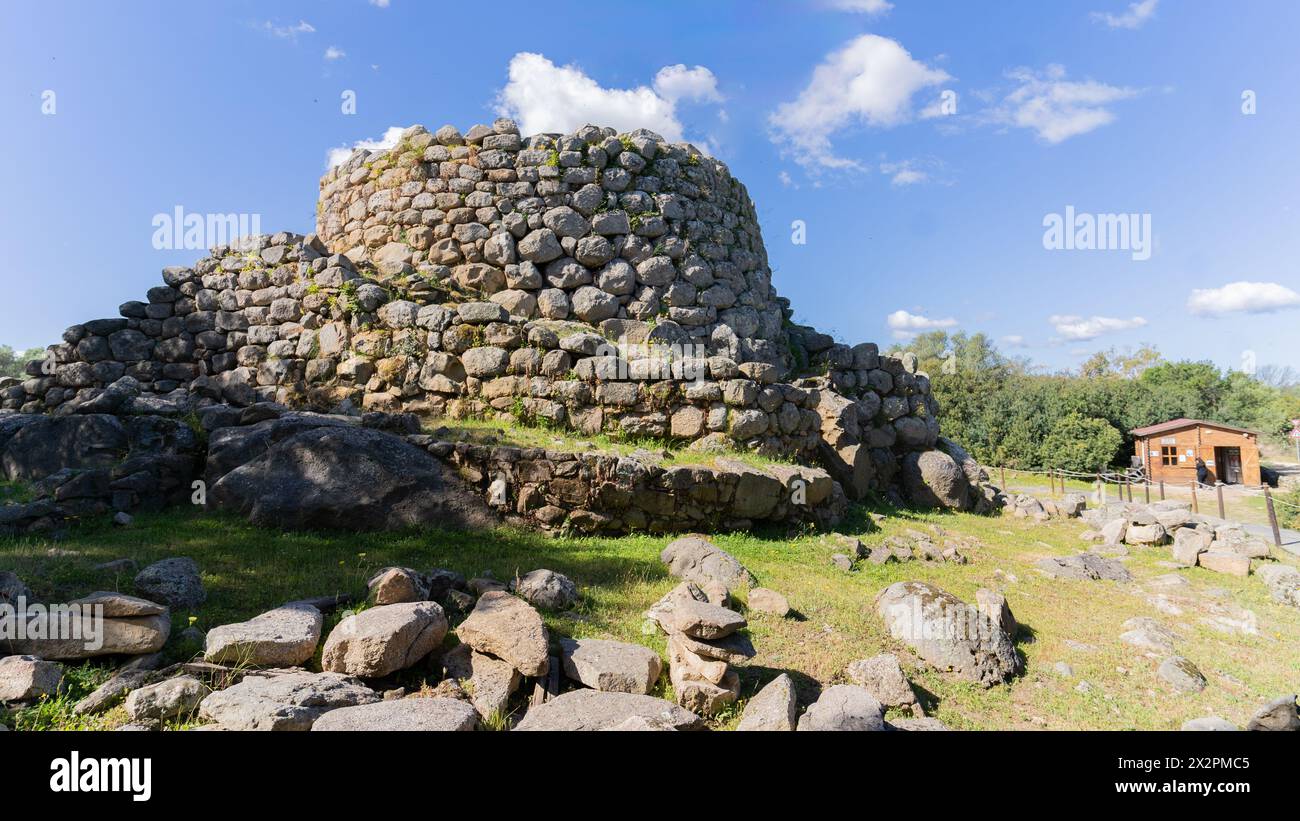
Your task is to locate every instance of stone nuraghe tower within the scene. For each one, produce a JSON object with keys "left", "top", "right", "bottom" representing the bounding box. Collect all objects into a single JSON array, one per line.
[{"left": 1, "top": 121, "right": 995, "bottom": 528}]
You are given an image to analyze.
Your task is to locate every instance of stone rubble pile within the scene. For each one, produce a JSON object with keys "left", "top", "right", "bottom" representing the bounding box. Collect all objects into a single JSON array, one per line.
[{"left": 1082, "top": 500, "right": 1276, "bottom": 578}]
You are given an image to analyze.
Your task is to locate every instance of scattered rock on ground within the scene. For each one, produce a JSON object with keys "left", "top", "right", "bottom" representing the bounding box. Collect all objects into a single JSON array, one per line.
[
  {"left": 456, "top": 590, "right": 549, "bottom": 677},
  {"left": 1157, "top": 656, "right": 1207, "bottom": 693},
  {"left": 746, "top": 587, "right": 789, "bottom": 617},
  {"left": 321, "top": 602, "right": 448, "bottom": 678},
  {"left": 134, "top": 557, "right": 206, "bottom": 609},
  {"left": 513, "top": 689, "right": 704, "bottom": 731},
  {"left": 975, "top": 588, "right": 1017, "bottom": 638},
  {"left": 659, "top": 535, "right": 755, "bottom": 592},
  {"left": 876, "top": 581, "right": 1022, "bottom": 687},
  {"left": 0, "top": 655, "right": 62, "bottom": 702},
  {"left": 1245, "top": 695, "right": 1299, "bottom": 731},
  {"left": 510, "top": 568, "right": 579, "bottom": 610},
  {"left": 797, "top": 685, "right": 886, "bottom": 731},
  {"left": 1257, "top": 564, "right": 1300, "bottom": 607},
  {"left": 1036, "top": 553, "right": 1132, "bottom": 582},
  {"left": 367, "top": 567, "right": 429, "bottom": 605},
  {"left": 204, "top": 604, "right": 323, "bottom": 667},
  {"left": 125, "top": 676, "right": 210, "bottom": 723},
  {"left": 197, "top": 669, "right": 378, "bottom": 731},
  {"left": 845, "top": 653, "right": 919, "bottom": 713},
  {"left": 311, "top": 697, "right": 479, "bottom": 731},
  {"left": 440, "top": 643, "right": 522, "bottom": 718},
  {"left": 888, "top": 717, "right": 951, "bottom": 731},
  {"left": 736, "top": 673, "right": 798, "bottom": 731},
  {"left": 1182, "top": 716, "right": 1237, "bottom": 731},
  {"left": 559, "top": 637, "right": 663, "bottom": 695}
]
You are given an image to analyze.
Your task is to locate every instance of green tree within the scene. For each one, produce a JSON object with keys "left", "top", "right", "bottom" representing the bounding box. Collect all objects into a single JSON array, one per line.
[
  {"left": 1040, "top": 412, "right": 1124, "bottom": 472},
  {"left": 0, "top": 346, "right": 44, "bottom": 380}
]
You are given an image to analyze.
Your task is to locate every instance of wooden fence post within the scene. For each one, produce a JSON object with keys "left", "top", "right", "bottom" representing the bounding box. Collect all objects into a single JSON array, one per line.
[
  {"left": 1143, "top": 479, "right": 1150, "bottom": 504},
  {"left": 1265, "top": 487, "right": 1283, "bottom": 547},
  {"left": 1000, "top": 466, "right": 1006, "bottom": 490},
  {"left": 1049, "top": 469, "right": 1056, "bottom": 495},
  {"left": 1097, "top": 473, "right": 1103, "bottom": 504},
  {"left": 1216, "top": 484, "right": 1225, "bottom": 519},
  {"left": 1190, "top": 481, "right": 1199, "bottom": 513},
  {"left": 1159, "top": 480, "right": 1165, "bottom": 500}
]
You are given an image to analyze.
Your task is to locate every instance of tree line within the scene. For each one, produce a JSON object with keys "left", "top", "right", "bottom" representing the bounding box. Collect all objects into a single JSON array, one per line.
[{"left": 888, "top": 331, "right": 1300, "bottom": 475}]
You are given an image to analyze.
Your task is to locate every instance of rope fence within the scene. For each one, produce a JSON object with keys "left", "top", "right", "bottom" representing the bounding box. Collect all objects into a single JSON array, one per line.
[{"left": 980, "top": 462, "right": 1290, "bottom": 548}]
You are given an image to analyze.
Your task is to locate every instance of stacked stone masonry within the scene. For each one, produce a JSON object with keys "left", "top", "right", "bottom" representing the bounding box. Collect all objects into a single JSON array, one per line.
[{"left": 2, "top": 120, "right": 966, "bottom": 520}]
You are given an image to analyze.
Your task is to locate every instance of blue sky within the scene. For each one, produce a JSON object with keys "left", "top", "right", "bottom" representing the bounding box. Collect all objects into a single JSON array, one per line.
[{"left": 2, "top": 0, "right": 1298, "bottom": 374}]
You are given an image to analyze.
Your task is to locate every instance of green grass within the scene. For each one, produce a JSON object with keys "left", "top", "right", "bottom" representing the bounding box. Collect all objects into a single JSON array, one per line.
[{"left": 3, "top": 502, "right": 1298, "bottom": 731}]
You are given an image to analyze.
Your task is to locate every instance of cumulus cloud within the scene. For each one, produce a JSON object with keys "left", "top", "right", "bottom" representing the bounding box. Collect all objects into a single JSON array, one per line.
[
  {"left": 887, "top": 309, "right": 958, "bottom": 339},
  {"left": 324, "top": 46, "right": 346, "bottom": 60},
  {"left": 369, "top": 0, "right": 391, "bottom": 7},
  {"left": 987, "top": 64, "right": 1139, "bottom": 143},
  {"left": 495, "top": 53, "right": 722, "bottom": 144},
  {"left": 326, "top": 125, "right": 405, "bottom": 168},
  {"left": 1092, "top": 0, "right": 1159, "bottom": 29},
  {"left": 827, "top": 0, "right": 894, "bottom": 14},
  {"left": 261, "top": 20, "right": 315, "bottom": 40},
  {"left": 1049, "top": 314, "right": 1147, "bottom": 340},
  {"left": 768, "top": 34, "right": 950, "bottom": 170},
  {"left": 1186, "top": 281, "right": 1300, "bottom": 316},
  {"left": 652, "top": 64, "right": 724, "bottom": 104}
]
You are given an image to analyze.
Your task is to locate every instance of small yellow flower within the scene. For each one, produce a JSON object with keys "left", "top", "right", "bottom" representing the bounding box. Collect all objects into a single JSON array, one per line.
[{"left": 187, "top": 616, "right": 197, "bottom": 626}]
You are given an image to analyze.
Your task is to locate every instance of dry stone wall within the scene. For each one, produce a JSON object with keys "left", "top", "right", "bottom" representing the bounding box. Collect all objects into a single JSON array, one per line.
[{"left": 1, "top": 120, "right": 969, "bottom": 513}]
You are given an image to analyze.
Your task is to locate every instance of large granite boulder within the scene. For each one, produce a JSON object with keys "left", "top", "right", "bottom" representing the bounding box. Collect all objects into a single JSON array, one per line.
[
  {"left": 902, "top": 449, "right": 971, "bottom": 511},
  {"left": 311, "top": 697, "right": 479, "bottom": 731},
  {"left": 0, "top": 655, "right": 63, "bottom": 702},
  {"left": 134, "top": 557, "right": 205, "bottom": 609},
  {"left": 659, "top": 535, "right": 755, "bottom": 592},
  {"left": 320, "top": 602, "right": 448, "bottom": 678},
  {"left": 559, "top": 638, "right": 663, "bottom": 695},
  {"left": 797, "top": 685, "right": 885, "bottom": 731},
  {"left": 197, "top": 670, "right": 378, "bottom": 730},
  {"left": 124, "top": 676, "right": 210, "bottom": 723},
  {"left": 208, "top": 425, "right": 494, "bottom": 531},
  {"left": 513, "top": 689, "right": 704, "bottom": 731},
  {"left": 736, "top": 673, "right": 799, "bottom": 731},
  {"left": 456, "top": 591, "right": 549, "bottom": 677},
  {"left": 204, "top": 604, "right": 324, "bottom": 667},
  {"left": 876, "top": 581, "right": 1022, "bottom": 687}
]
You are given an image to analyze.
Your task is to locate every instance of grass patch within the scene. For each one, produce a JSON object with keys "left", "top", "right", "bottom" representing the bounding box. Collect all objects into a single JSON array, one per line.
[{"left": 3, "top": 502, "right": 1298, "bottom": 731}]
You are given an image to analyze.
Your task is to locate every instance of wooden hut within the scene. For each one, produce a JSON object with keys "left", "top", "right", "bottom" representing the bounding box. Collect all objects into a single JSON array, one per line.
[{"left": 1130, "top": 418, "right": 1261, "bottom": 486}]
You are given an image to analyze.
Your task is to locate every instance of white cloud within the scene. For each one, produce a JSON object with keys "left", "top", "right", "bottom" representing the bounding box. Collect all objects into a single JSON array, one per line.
[
  {"left": 768, "top": 34, "right": 950, "bottom": 170},
  {"left": 495, "top": 53, "right": 722, "bottom": 144},
  {"left": 827, "top": 0, "right": 894, "bottom": 14},
  {"left": 989, "top": 64, "right": 1139, "bottom": 143},
  {"left": 1187, "top": 281, "right": 1300, "bottom": 316},
  {"left": 369, "top": 0, "right": 391, "bottom": 7},
  {"left": 324, "top": 46, "right": 346, "bottom": 60},
  {"left": 887, "top": 310, "right": 958, "bottom": 339},
  {"left": 262, "top": 20, "right": 315, "bottom": 40},
  {"left": 880, "top": 159, "right": 926, "bottom": 186},
  {"left": 1001, "top": 335, "right": 1029, "bottom": 348},
  {"left": 1049, "top": 314, "right": 1147, "bottom": 340},
  {"left": 652, "top": 64, "right": 724, "bottom": 104},
  {"left": 778, "top": 171, "right": 796, "bottom": 188},
  {"left": 1092, "top": 0, "right": 1159, "bottom": 29},
  {"left": 327, "top": 125, "right": 405, "bottom": 168}
]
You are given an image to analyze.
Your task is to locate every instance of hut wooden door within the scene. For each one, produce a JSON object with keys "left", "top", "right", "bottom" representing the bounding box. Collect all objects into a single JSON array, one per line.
[{"left": 1217, "top": 447, "right": 1243, "bottom": 484}]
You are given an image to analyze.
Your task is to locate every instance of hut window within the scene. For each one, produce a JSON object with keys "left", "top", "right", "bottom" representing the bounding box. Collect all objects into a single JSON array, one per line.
[{"left": 1160, "top": 445, "right": 1178, "bottom": 466}]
